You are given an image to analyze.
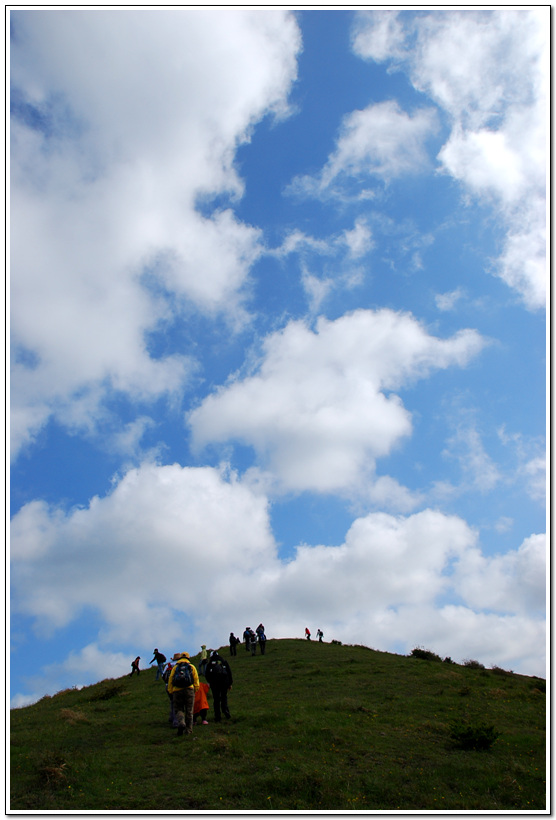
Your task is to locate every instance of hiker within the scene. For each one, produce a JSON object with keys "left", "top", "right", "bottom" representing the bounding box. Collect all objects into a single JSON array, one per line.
[
  {"left": 200, "top": 645, "right": 209, "bottom": 676},
  {"left": 317, "top": 629, "right": 324, "bottom": 642},
  {"left": 130, "top": 656, "right": 141, "bottom": 676},
  {"left": 305, "top": 628, "right": 311, "bottom": 640},
  {"left": 164, "top": 667, "right": 177, "bottom": 727},
  {"left": 256, "top": 624, "right": 266, "bottom": 655},
  {"left": 205, "top": 651, "right": 233, "bottom": 722},
  {"left": 229, "top": 633, "right": 238, "bottom": 656},
  {"left": 243, "top": 627, "right": 251, "bottom": 651},
  {"left": 193, "top": 681, "right": 211, "bottom": 725},
  {"left": 149, "top": 648, "right": 167, "bottom": 681},
  {"left": 162, "top": 662, "right": 175, "bottom": 725},
  {"left": 167, "top": 652, "right": 200, "bottom": 737},
  {"left": 249, "top": 629, "right": 258, "bottom": 655}
]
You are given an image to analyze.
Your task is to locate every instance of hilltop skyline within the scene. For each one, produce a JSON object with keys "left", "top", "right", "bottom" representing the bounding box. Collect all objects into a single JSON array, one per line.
[{"left": 10, "top": 8, "right": 547, "bottom": 707}]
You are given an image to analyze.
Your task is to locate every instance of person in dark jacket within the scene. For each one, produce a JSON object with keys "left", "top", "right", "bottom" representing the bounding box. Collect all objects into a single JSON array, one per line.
[
  {"left": 205, "top": 651, "right": 233, "bottom": 722},
  {"left": 229, "top": 633, "right": 238, "bottom": 656},
  {"left": 130, "top": 656, "right": 141, "bottom": 676},
  {"left": 149, "top": 648, "right": 167, "bottom": 681},
  {"left": 256, "top": 624, "right": 266, "bottom": 655}
]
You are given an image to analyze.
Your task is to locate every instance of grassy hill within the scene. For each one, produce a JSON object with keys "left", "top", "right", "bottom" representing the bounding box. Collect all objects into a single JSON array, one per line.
[{"left": 10, "top": 638, "right": 546, "bottom": 811}]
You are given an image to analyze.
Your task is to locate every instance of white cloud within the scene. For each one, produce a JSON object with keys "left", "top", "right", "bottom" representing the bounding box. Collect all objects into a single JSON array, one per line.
[
  {"left": 521, "top": 456, "right": 546, "bottom": 504},
  {"left": 342, "top": 218, "right": 374, "bottom": 259},
  {"left": 11, "top": 462, "right": 277, "bottom": 643},
  {"left": 11, "top": 487, "right": 545, "bottom": 692},
  {"left": 442, "top": 425, "right": 501, "bottom": 493},
  {"left": 272, "top": 229, "right": 332, "bottom": 258},
  {"left": 41, "top": 644, "right": 131, "bottom": 692},
  {"left": 497, "top": 426, "right": 546, "bottom": 505},
  {"left": 189, "top": 308, "right": 485, "bottom": 495},
  {"left": 352, "top": 11, "right": 406, "bottom": 63},
  {"left": 291, "top": 100, "right": 439, "bottom": 196},
  {"left": 453, "top": 533, "right": 546, "bottom": 617},
  {"left": 351, "top": 9, "right": 548, "bottom": 309},
  {"left": 366, "top": 475, "right": 423, "bottom": 513},
  {"left": 10, "top": 10, "right": 301, "bottom": 457},
  {"left": 300, "top": 267, "right": 334, "bottom": 316},
  {"left": 435, "top": 287, "right": 465, "bottom": 312},
  {"left": 10, "top": 644, "right": 133, "bottom": 707}
]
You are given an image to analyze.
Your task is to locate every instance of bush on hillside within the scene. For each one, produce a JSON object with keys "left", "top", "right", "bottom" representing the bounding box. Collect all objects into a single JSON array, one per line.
[
  {"left": 410, "top": 647, "right": 442, "bottom": 662},
  {"left": 462, "top": 658, "right": 485, "bottom": 670},
  {"left": 449, "top": 719, "right": 500, "bottom": 751},
  {"left": 490, "top": 665, "right": 513, "bottom": 676}
]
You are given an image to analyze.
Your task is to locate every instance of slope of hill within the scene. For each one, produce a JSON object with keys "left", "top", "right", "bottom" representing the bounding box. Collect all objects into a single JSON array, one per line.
[{"left": 10, "top": 639, "right": 546, "bottom": 811}]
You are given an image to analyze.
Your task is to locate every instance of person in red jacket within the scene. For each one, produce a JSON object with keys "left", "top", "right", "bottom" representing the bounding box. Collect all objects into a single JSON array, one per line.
[{"left": 193, "top": 682, "right": 211, "bottom": 725}]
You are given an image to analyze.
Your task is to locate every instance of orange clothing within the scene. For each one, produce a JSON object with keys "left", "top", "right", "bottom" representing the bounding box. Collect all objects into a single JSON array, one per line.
[{"left": 194, "top": 682, "right": 210, "bottom": 716}]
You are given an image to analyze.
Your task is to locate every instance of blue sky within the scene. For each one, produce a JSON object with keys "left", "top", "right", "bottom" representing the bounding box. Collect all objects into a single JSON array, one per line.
[{"left": 10, "top": 8, "right": 547, "bottom": 707}]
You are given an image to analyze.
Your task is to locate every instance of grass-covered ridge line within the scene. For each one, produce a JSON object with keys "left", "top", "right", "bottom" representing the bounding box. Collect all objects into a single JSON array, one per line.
[{"left": 10, "top": 639, "right": 546, "bottom": 811}]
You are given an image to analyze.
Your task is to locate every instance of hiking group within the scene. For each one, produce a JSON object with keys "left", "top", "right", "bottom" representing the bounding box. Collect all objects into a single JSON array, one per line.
[
  {"left": 242, "top": 624, "right": 266, "bottom": 655},
  {"left": 129, "top": 628, "right": 263, "bottom": 739},
  {"left": 129, "top": 626, "right": 324, "bottom": 738},
  {"left": 161, "top": 649, "right": 233, "bottom": 737}
]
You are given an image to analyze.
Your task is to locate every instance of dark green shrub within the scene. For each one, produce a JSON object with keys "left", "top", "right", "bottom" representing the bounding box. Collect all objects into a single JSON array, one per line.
[
  {"left": 462, "top": 658, "right": 485, "bottom": 670},
  {"left": 491, "top": 665, "right": 513, "bottom": 676},
  {"left": 449, "top": 720, "right": 500, "bottom": 751},
  {"left": 443, "top": 656, "right": 454, "bottom": 664},
  {"left": 410, "top": 647, "right": 441, "bottom": 662}
]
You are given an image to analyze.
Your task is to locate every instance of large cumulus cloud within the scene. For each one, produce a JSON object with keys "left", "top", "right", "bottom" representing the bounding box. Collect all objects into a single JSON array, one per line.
[
  {"left": 351, "top": 9, "right": 547, "bottom": 309},
  {"left": 11, "top": 462, "right": 545, "bottom": 706},
  {"left": 10, "top": 10, "right": 301, "bottom": 456},
  {"left": 189, "top": 308, "right": 485, "bottom": 495}
]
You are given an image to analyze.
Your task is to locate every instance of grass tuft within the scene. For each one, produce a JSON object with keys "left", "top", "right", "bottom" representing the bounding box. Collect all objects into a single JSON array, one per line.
[{"left": 59, "top": 708, "right": 89, "bottom": 725}]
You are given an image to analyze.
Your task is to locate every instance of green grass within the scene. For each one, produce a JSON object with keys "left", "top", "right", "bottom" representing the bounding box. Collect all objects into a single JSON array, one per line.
[{"left": 10, "top": 639, "right": 546, "bottom": 811}]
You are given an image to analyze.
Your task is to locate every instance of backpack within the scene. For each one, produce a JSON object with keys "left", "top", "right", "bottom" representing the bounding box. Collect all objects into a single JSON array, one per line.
[
  {"left": 172, "top": 661, "right": 194, "bottom": 688},
  {"left": 158, "top": 653, "right": 166, "bottom": 664},
  {"left": 208, "top": 658, "right": 228, "bottom": 679}
]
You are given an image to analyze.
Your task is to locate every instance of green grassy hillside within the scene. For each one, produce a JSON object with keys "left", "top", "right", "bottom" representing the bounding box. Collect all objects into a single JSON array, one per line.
[{"left": 10, "top": 639, "right": 546, "bottom": 811}]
